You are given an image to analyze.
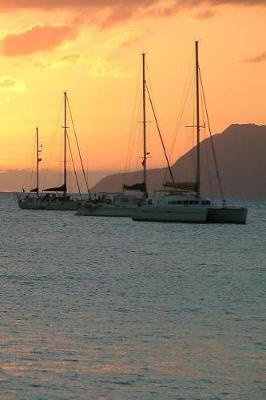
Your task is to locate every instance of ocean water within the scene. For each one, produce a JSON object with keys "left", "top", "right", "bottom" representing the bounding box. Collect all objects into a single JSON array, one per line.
[{"left": 0, "top": 193, "right": 265, "bottom": 400}]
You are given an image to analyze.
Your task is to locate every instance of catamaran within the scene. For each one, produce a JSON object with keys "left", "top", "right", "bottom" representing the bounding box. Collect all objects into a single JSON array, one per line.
[{"left": 132, "top": 42, "right": 247, "bottom": 223}]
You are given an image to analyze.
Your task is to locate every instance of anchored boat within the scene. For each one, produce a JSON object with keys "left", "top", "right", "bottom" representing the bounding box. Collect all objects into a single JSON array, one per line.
[
  {"left": 18, "top": 92, "right": 89, "bottom": 211},
  {"left": 133, "top": 42, "right": 247, "bottom": 224},
  {"left": 77, "top": 53, "right": 149, "bottom": 217}
]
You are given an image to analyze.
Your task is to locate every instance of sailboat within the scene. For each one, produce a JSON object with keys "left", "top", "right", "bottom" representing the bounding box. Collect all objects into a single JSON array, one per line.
[
  {"left": 132, "top": 41, "right": 247, "bottom": 223},
  {"left": 76, "top": 53, "right": 149, "bottom": 217},
  {"left": 18, "top": 92, "right": 87, "bottom": 211}
]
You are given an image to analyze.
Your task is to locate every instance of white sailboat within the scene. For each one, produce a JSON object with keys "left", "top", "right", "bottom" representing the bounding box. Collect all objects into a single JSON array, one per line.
[
  {"left": 18, "top": 92, "right": 88, "bottom": 211},
  {"left": 132, "top": 41, "right": 247, "bottom": 224},
  {"left": 76, "top": 53, "right": 149, "bottom": 217},
  {"left": 132, "top": 42, "right": 211, "bottom": 223}
]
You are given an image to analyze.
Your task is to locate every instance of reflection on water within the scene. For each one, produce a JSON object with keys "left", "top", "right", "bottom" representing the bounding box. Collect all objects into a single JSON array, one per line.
[{"left": 0, "top": 194, "right": 265, "bottom": 399}]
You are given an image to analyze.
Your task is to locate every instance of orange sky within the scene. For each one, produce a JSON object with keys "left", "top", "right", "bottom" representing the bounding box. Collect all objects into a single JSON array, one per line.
[{"left": 0, "top": 0, "right": 265, "bottom": 182}]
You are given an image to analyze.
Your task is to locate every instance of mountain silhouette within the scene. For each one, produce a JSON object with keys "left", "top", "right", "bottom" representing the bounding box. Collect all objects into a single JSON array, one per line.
[{"left": 92, "top": 124, "right": 266, "bottom": 197}]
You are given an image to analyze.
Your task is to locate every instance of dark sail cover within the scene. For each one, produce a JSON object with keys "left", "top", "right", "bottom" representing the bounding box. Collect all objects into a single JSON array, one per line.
[
  {"left": 163, "top": 182, "right": 197, "bottom": 191},
  {"left": 30, "top": 187, "right": 38, "bottom": 193},
  {"left": 123, "top": 182, "right": 146, "bottom": 192},
  {"left": 44, "top": 183, "right": 66, "bottom": 192}
]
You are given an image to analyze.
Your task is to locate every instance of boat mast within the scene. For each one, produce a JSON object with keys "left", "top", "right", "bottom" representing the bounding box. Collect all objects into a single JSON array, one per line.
[
  {"left": 36, "top": 126, "right": 39, "bottom": 196},
  {"left": 142, "top": 53, "right": 148, "bottom": 198},
  {"left": 63, "top": 91, "right": 67, "bottom": 196},
  {"left": 195, "top": 41, "right": 201, "bottom": 198}
]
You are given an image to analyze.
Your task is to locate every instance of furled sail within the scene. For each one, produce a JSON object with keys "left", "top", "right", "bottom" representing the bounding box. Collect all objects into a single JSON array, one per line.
[
  {"left": 43, "top": 183, "right": 66, "bottom": 192},
  {"left": 123, "top": 182, "right": 147, "bottom": 192},
  {"left": 163, "top": 182, "right": 197, "bottom": 191},
  {"left": 30, "top": 187, "right": 38, "bottom": 193}
]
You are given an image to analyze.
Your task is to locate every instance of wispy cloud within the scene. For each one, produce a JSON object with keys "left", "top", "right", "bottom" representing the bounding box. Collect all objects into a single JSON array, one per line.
[
  {"left": 0, "top": 0, "right": 265, "bottom": 10},
  {"left": 193, "top": 9, "right": 216, "bottom": 19},
  {"left": 88, "top": 57, "right": 129, "bottom": 78},
  {"left": 34, "top": 54, "right": 129, "bottom": 78},
  {"left": 244, "top": 51, "right": 266, "bottom": 63},
  {"left": 0, "top": 24, "right": 79, "bottom": 56},
  {"left": 0, "top": 76, "right": 26, "bottom": 92},
  {"left": 209, "top": 0, "right": 265, "bottom": 4},
  {"left": 0, "top": 1, "right": 264, "bottom": 27},
  {"left": 34, "top": 54, "right": 81, "bottom": 68}
]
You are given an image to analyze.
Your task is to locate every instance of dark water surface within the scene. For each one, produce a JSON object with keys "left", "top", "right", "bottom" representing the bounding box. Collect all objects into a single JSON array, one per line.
[{"left": 0, "top": 194, "right": 265, "bottom": 399}]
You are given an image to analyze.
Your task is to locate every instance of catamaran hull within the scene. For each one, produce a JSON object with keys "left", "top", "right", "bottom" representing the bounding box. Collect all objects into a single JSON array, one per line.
[
  {"left": 207, "top": 207, "right": 247, "bottom": 224},
  {"left": 76, "top": 206, "right": 136, "bottom": 217},
  {"left": 132, "top": 207, "right": 208, "bottom": 223}
]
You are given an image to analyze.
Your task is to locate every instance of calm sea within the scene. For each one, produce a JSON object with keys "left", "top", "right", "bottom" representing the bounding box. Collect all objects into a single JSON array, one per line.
[{"left": 0, "top": 193, "right": 265, "bottom": 400}]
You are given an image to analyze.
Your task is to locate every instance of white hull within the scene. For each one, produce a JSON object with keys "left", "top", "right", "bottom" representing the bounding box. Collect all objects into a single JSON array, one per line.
[
  {"left": 132, "top": 206, "right": 208, "bottom": 223},
  {"left": 76, "top": 205, "right": 137, "bottom": 217}
]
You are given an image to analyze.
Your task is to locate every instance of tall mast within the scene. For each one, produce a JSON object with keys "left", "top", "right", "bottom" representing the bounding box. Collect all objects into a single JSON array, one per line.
[
  {"left": 63, "top": 91, "right": 67, "bottom": 196},
  {"left": 142, "top": 53, "right": 148, "bottom": 198},
  {"left": 195, "top": 41, "right": 201, "bottom": 197},
  {"left": 36, "top": 126, "right": 39, "bottom": 196}
]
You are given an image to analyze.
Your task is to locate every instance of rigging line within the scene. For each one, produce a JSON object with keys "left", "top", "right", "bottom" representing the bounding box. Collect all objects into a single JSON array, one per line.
[
  {"left": 199, "top": 69, "right": 225, "bottom": 203},
  {"left": 133, "top": 122, "right": 142, "bottom": 172},
  {"left": 168, "top": 58, "right": 194, "bottom": 166},
  {"left": 146, "top": 61, "right": 156, "bottom": 110},
  {"left": 66, "top": 132, "right": 81, "bottom": 195},
  {"left": 131, "top": 74, "right": 143, "bottom": 174},
  {"left": 29, "top": 165, "right": 34, "bottom": 190},
  {"left": 123, "top": 67, "right": 141, "bottom": 185},
  {"left": 192, "top": 73, "right": 196, "bottom": 180},
  {"left": 168, "top": 71, "right": 194, "bottom": 170},
  {"left": 127, "top": 95, "right": 141, "bottom": 176},
  {"left": 42, "top": 99, "right": 63, "bottom": 189},
  {"left": 126, "top": 63, "right": 141, "bottom": 170},
  {"left": 146, "top": 63, "right": 173, "bottom": 187},
  {"left": 204, "top": 136, "right": 214, "bottom": 199},
  {"left": 146, "top": 84, "right": 175, "bottom": 184},
  {"left": 29, "top": 137, "right": 35, "bottom": 190},
  {"left": 66, "top": 96, "right": 90, "bottom": 194},
  {"left": 200, "top": 85, "right": 213, "bottom": 199},
  {"left": 162, "top": 70, "right": 194, "bottom": 185}
]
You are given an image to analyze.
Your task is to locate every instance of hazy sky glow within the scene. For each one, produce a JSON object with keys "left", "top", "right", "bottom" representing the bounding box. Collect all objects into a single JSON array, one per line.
[{"left": 0, "top": 0, "right": 265, "bottom": 182}]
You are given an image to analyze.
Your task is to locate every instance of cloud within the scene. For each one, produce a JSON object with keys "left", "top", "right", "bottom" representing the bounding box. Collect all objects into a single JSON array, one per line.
[
  {"left": 0, "top": 1, "right": 264, "bottom": 22},
  {"left": 179, "top": 0, "right": 266, "bottom": 6},
  {"left": 87, "top": 57, "right": 129, "bottom": 78},
  {"left": 0, "top": 76, "right": 26, "bottom": 92},
  {"left": 244, "top": 51, "right": 266, "bottom": 63},
  {"left": 34, "top": 54, "right": 82, "bottom": 68},
  {"left": 0, "top": 0, "right": 265, "bottom": 9},
  {"left": 0, "top": 24, "right": 79, "bottom": 56},
  {"left": 209, "top": 0, "right": 265, "bottom": 4},
  {"left": 153, "top": 0, "right": 266, "bottom": 17},
  {"left": 34, "top": 54, "right": 129, "bottom": 78},
  {"left": 193, "top": 8, "right": 216, "bottom": 19},
  {"left": 0, "top": 1, "right": 264, "bottom": 36}
]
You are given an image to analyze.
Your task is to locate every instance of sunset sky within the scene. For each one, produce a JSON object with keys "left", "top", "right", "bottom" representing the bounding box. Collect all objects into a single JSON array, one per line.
[{"left": 0, "top": 0, "right": 266, "bottom": 190}]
